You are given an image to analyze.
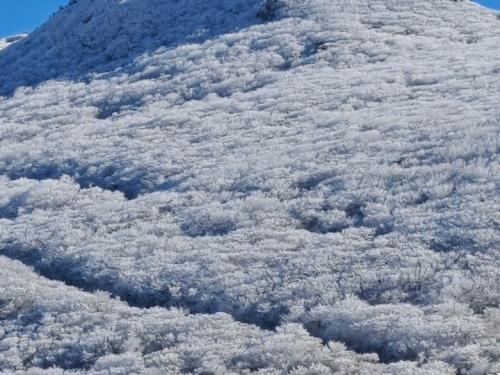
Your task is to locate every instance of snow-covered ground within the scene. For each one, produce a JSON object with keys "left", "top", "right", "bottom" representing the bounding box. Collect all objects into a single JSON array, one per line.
[
  {"left": 1, "top": 0, "right": 500, "bottom": 373},
  {"left": 0, "top": 33, "right": 28, "bottom": 51}
]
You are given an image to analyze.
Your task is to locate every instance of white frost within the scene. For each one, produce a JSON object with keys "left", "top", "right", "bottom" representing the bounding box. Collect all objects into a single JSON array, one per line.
[
  {"left": 0, "top": 33, "right": 28, "bottom": 51},
  {"left": 1, "top": 0, "right": 500, "bottom": 374}
]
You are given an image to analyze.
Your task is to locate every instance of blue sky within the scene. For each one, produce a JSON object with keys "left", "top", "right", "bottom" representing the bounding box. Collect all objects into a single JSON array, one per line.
[
  {"left": 0, "top": 0, "right": 499, "bottom": 39},
  {"left": 0, "top": 0, "right": 67, "bottom": 38},
  {"left": 478, "top": 0, "right": 500, "bottom": 11}
]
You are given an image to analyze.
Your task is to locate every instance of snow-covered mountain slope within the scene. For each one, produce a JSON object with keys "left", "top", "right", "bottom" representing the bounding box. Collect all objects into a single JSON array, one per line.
[
  {"left": 0, "top": 0, "right": 276, "bottom": 97},
  {"left": 0, "top": 33, "right": 28, "bottom": 51},
  {"left": 1, "top": 0, "right": 500, "bottom": 373}
]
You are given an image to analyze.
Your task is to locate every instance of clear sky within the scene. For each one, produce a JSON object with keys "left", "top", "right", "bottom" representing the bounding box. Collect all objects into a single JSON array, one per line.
[
  {"left": 0, "top": 0, "right": 499, "bottom": 39},
  {"left": 0, "top": 0, "right": 67, "bottom": 38},
  {"left": 479, "top": 0, "right": 500, "bottom": 11}
]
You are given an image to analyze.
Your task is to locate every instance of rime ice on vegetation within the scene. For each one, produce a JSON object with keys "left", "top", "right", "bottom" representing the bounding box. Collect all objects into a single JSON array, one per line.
[{"left": 1, "top": 0, "right": 500, "bottom": 374}]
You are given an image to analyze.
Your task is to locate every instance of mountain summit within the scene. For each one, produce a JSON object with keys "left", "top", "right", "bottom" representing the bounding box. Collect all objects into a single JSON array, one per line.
[
  {"left": 0, "top": 0, "right": 268, "bottom": 96},
  {"left": 1, "top": 0, "right": 500, "bottom": 374},
  {"left": 0, "top": 0, "right": 491, "bottom": 96}
]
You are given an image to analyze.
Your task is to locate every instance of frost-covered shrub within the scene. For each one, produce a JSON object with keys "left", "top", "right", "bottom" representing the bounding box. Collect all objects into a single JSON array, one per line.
[
  {"left": 289, "top": 296, "right": 486, "bottom": 364},
  {"left": 2, "top": 0, "right": 500, "bottom": 373},
  {"left": 257, "top": 0, "right": 279, "bottom": 21},
  {"left": 180, "top": 204, "right": 239, "bottom": 237}
]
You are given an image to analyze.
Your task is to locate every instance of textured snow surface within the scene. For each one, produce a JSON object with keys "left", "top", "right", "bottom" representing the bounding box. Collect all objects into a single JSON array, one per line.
[
  {"left": 1, "top": 0, "right": 500, "bottom": 373},
  {"left": 0, "top": 34, "right": 28, "bottom": 52}
]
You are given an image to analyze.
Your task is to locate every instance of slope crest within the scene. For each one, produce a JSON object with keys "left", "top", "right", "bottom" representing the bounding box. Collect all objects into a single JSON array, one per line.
[{"left": 0, "top": 0, "right": 276, "bottom": 96}]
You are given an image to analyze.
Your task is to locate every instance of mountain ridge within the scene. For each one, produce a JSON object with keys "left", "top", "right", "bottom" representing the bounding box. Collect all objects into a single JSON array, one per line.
[
  {"left": 2, "top": 0, "right": 493, "bottom": 97},
  {"left": 0, "top": 0, "right": 269, "bottom": 96}
]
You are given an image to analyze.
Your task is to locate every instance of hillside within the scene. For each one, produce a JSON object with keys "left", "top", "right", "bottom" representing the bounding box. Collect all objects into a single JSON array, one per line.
[
  {"left": 0, "top": 33, "right": 27, "bottom": 52},
  {"left": 1, "top": 0, "right": 500, "bottom": 373}
]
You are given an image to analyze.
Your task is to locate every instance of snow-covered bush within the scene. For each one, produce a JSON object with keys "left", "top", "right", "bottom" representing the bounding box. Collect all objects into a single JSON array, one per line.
[{"left": 2, "top": 0, "right": 500, "bottom": 373}]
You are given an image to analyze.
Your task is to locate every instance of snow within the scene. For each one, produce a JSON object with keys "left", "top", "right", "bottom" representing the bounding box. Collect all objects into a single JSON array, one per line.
[
  {"left": 0, "top": 33, "right": 28, "bottom": 51},
  {"left": 1, "top": 0, "right": 500, "bottom": 373}
]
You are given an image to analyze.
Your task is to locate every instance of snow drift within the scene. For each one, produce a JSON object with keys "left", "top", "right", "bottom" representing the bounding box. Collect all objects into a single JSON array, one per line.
[
  {"left": 1, "top": 0, "right": 500, "bottom": 373},
  {"left": 0, "top": 33, "right": 27, "bottom": 52}
]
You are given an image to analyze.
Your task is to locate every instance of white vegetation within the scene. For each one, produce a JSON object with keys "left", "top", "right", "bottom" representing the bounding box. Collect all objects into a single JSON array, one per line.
[
  {"left": 0, "top": 34, "right": 28, "bottom": 51},
  {"left": 1, "top": 0, "right": 500, "bottom": 373}
]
